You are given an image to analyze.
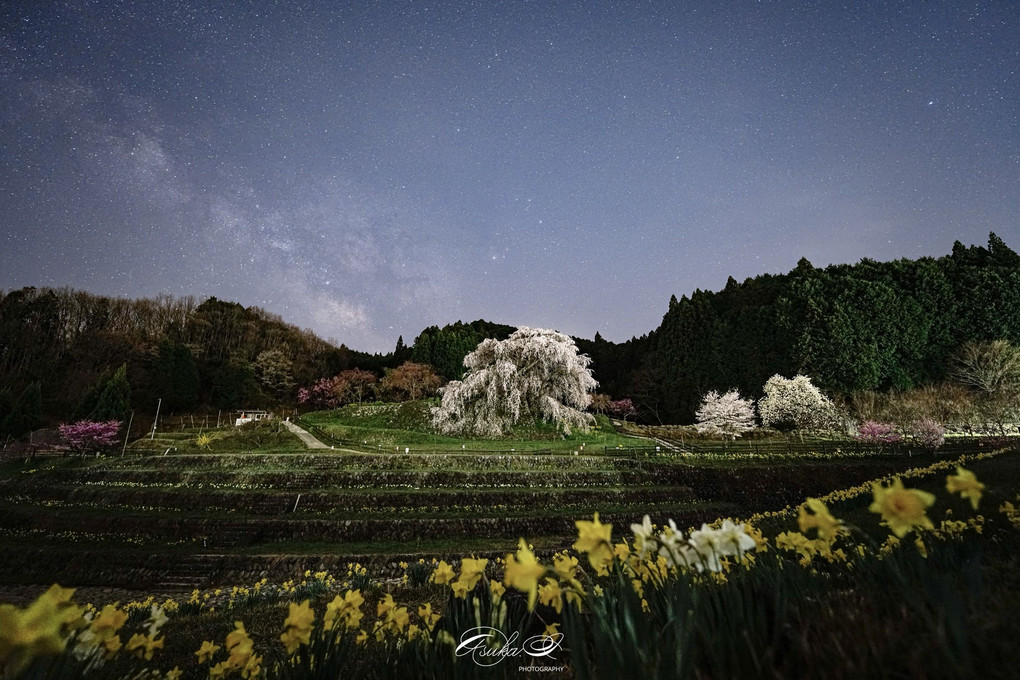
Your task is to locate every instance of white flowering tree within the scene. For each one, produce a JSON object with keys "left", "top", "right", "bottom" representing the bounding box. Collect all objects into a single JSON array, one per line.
[
  {"left": 695, "top": 389, "right": 756, "bottom": 439},
  {"left": 758, "top": 374, "right": 837, "bottom": 436},
  {"left": 431, "top": 327, "right": 597, "bottom": 437}
]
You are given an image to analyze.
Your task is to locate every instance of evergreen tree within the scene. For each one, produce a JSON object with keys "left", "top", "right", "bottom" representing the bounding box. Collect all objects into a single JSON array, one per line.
[
  {"left": 89, "top": 364, "right": 131, "bottom": 422},
  {"left": 212, "top": 355, "right": 257, "bottom": 409},
  {"left": 151, "top": 340, "right": 200, "bottom": 411},
  {"left": 1, "top": 382, "right": 42, "bottom": 438}
]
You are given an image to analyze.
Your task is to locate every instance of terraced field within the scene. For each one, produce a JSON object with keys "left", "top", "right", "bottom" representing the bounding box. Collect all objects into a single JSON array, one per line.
[{"left": 0, "top": 422, "right": 941, "bottom": 594}]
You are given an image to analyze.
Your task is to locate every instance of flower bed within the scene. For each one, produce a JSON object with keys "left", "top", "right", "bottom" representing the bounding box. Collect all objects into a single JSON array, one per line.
[{"left": 2, "top": 448, "right": 1017, "bottom": 678}]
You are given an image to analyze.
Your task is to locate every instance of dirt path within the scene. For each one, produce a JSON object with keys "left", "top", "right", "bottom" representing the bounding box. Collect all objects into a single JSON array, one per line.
[{"left": 282, "top": 419, "right": 330, "bottom": 449}]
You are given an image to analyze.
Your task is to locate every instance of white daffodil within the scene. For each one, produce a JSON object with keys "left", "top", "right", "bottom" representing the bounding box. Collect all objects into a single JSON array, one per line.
[
  {"left": 714, "top": 520, "right": 757, "bottom": 557},
  {"left": 145, "top": 605, "right": 169, "bottom": 637},
  {"left": 687, "top": 524, "right": 724, "bottom": 572},
  {"left": 630, "top": 515, "right": 655, "bottom": 558}
]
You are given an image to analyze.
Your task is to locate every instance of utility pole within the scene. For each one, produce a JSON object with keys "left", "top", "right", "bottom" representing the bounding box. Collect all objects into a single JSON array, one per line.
[
  {"left": 122, "top": 410, "right": 134, "bottom": 456},
  {"left": 150, "top": 398, "right": 162, "bottom": 440}
]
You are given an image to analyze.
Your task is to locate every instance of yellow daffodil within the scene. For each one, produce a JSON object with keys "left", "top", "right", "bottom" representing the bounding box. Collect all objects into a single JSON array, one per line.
[
  {"left": 388, "top": 606, "right": 409, "bottom": 633},
  {"left": 797, "top": 498, "right": 841, "bottom": 541},
  {"left": 553, "top": 554, "right": 579, "bottom": 581},
  {"left": 869, "top": 478, "right": 935, "bottom": 537},
  {"left": 102, "top": 635, "right": 122, "bottom": 658},
  {"left": 537, "top": 578, "right": 564, "bottom": 613},
  {"left": 775, "top": 531, "right": 816, "bottom": 561},
  {"left": 125, "top": 632, "right": 163, "bottom": 660},
  {"left": 430, "top": 561, "right": 455, "bottom": 586},
  {"left": 280, "top": 600, "right": 315, "bottom": 655},
  {"left": 196, "top": 640, "right": 221, "bottom": 663},
  {"left": 458, "top": 557, "right": 489, "bottom": 590},
  {"left": 450, "top": 579, "right": 471, "bottom": 599},
  {"left": 325, "top": 589, "right": 364, "bottom": 630},
  {"left": 376, "top": 593, "right": 396, "bottom": 619},
  {"left": 504, "top": 539, "right": 547, "bottom": 610},
  {"left": 946, "top": 467, "right": 985, "bottom": 510},
  {"left": 418, "top": 602, "right": 440, "bottom": 629},
  {"left": 0, "top": 584, "right": 81, "bottom": 675},
  {"left": 91, "top": 604, "right": 128, "bottom": 641},
  {"left": 166, "top": 667, "right": 183, "bottom": 680},
  {"left": 489, "top": 581, "right": 506, "bottom": 600},
  {"left": 225, "top": 621, "right": 255, "bottom": 670},
  {"left": 574, "top": 513, "right": 614, "bottom": 571}
]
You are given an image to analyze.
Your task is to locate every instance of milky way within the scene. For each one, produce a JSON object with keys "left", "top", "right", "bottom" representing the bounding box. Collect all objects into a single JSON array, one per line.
[{"left": 1, "top": 1, "right": 1017, "bottom": 351}]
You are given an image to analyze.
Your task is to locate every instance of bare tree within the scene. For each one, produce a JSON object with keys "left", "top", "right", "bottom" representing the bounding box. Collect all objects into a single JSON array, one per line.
[
  {"left": 951, "top": 340, "right": 1020, "bottom": 434},
  {"left": 379, "top": 362, "right": 443, "bottom": 402}
]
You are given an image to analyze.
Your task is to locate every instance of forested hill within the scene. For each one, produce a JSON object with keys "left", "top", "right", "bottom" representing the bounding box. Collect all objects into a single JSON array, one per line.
[
  {"left": 578, "top": 233, "right": 1020, "bottom": 424},
  {"left": 2, "top": 234, "right": 1018, "bottom": 427},
  {"left": 0, "top": 293, "right": 376, "bottom": 418}
]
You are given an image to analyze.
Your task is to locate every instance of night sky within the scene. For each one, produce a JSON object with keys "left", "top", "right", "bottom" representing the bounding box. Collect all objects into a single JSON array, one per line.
[{"left": 1, "top": 2, "right": 1017, "bottom": 352}]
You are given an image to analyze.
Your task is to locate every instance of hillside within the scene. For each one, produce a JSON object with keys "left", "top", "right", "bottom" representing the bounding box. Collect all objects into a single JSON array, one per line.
[
  {"left": 579, "top": 232, "right": 1020, "bottom": 423},
  {"left": 2, "top": 234, "right": 1018, "bottom": 432}
]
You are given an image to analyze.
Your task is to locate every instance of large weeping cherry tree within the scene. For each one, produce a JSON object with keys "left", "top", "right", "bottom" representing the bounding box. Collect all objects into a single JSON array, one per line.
[{"left": 431, "top": 327, "right": 598, "bottom": 437}]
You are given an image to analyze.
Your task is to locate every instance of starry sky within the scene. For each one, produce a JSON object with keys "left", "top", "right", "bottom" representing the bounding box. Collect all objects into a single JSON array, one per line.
[{"left": 1, "top": 1, "right": 1017, "bottom": 352}]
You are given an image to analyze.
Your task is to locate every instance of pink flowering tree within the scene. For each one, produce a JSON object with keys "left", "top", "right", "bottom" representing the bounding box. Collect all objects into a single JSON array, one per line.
[
  {"left": 608, "top": 398, "right": 637, "bottom": 421},
  {"left": 58, "top": 420, "right": 120, "bottom": 455},
  {"left": 855, "top": 420, "right": 902, "bottom": 445},
  {"left": 298, "top": 375, "right": 350, "bottom": 410}
]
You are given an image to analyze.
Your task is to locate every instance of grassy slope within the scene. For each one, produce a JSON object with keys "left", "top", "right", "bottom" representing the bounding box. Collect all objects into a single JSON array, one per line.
[{"left": 299, "top": 401, "right": 643, "bottom": 451}]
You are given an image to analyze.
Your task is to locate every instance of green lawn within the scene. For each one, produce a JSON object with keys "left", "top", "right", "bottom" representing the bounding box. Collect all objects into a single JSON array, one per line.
[{"left": 298, "top": 401, "right": 644, "bottom": 452}]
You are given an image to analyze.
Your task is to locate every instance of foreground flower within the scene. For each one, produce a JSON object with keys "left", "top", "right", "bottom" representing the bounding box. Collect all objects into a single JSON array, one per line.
[
  {"left": 224, "top": 621, "right": 261, "bottom": 678},
  {"left": 798, "top": 498, "right": 841, "bottom": 542},
  {"left": 325, "top": 590, "right": 364, "bottom": 630},
  {"left": 504, "top": 539, "right": 547, "bottom": 610},
  {"left": 459, "top": 557, "right": 489, "bottom": 589},
  {"left": 0, "top": 584, "right": 82, "bottom": 675},
  {"left": 377, "top": 594, "right": 396, "bottom": 619},
  {"left": 451, "top": 556, "right": 489, "bottom": 597},
  {"left": 418, "top": 602, "right": 440, "bottom": 630},
  {"left": 946, "top": 467, "right": 985, "bottom": 510},
  {"left": 630, "top": 515, "right": 655, "bottom": 557},
  {"left": 195, "top": 640, "right": 221, "bottom": 663},
  {"left": 430, "top": 561, "right": 455, "bottom": 586},
  {"left": 125, "top": 632, "right": 163, "bottom": 660},
  {"left": 713, "top": 519, "right": 758, "bottom": 556},
  {"left": 538, "top": 578, "right": 564, "bottom": 613},
  {"left": 574, "top": 513, "right": 614, "bottom": 572},
  {"left": 687, "top": 524, "right": 723, "bottom": 572},
  {"left": 144, "top": 604, "right": 169, "bottom": 637},
  {"left": 91, "top": 604, "right": 128, "bottom": 641},
  {"left": 280, "top": 599, "right": 315, "bottom": 655},
  {"left": 869, "top": 478, "right": 935, "bottom": 537}
]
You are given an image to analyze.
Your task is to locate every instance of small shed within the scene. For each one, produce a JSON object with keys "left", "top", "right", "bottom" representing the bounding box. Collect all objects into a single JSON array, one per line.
[{"left": 235, "top": 410, "right": 272, "bottom": 426}]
